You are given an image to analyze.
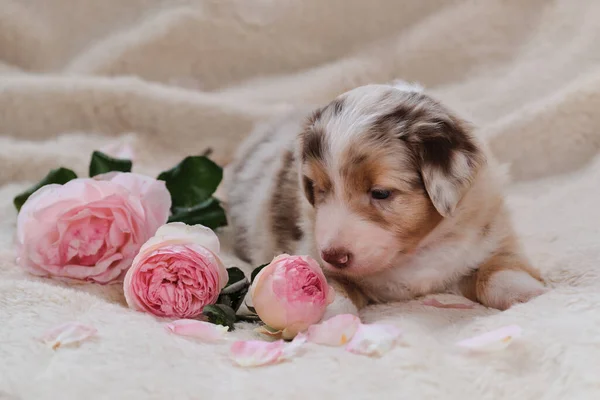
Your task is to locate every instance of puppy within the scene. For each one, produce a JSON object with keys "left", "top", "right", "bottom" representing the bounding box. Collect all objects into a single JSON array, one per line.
[{"left": 225, "top": 82, "right": 547, "bottom": 317}]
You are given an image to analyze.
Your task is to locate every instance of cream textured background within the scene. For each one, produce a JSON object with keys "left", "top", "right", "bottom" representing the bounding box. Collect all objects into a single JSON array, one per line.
[{"left": 1, "top": 1, "right": 600, "bottom": 399}]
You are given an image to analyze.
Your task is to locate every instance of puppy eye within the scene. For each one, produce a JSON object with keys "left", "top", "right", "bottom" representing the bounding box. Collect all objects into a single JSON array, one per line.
[
  {"left": 370, "top": 189, "right": 391, "bottom": 200},
  {"left": 310, "top": 181, "right": 326, "bottom": 195}
]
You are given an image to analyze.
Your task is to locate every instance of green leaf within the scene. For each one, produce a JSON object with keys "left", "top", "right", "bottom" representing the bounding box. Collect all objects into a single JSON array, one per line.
[
  {"left": 202, "top": 304, "right": 237, "bottom": 331},
  {"left": 89, "top": 151, "right": 132, "bottom": 177},
  {"left": 250, "top": 263, "right": 269, "bottom": 283},
  {"left": 217, "top": 295, "right": 233, "bottom": 308},
  {"left": 13, "top": 168, "right": 77, "bottom": 212},
  {"left": 157, "top": 156, "right": 222, "bottom": 210},
  {"left": 217, "top": 287, "right": 248, "bottom": 313},
  {"left": 217, "top": 267, "right": 249, "bottom": 312},
  {"left": 167, "top": 197, "right": 227, "bottom": 230},
  {"left": 224, "top": 267, "right": 246, "bottom": 288}
]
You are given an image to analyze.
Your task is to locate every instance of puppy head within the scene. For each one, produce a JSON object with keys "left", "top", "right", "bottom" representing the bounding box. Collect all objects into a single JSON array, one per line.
[{"left": 297, "top": 83, "right": 485, "bottom": 277}]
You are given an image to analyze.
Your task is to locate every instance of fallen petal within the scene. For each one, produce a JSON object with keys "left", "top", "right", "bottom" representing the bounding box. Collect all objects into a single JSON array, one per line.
[
  {"left": 307, "top": 314, "right": 361, "bottom": 346},
  {"left": 165, "top": 319, "right": 229, "bottom": 342},
  {"left": 423, "top": 298, "right": 475, "bottom": 309},
  {"left": 346, "top": 323, "right": 401, "bottom": 357},
  {"left": 456, "top": 325, "right": 522, "bottom": 351},
  {"left": 40, "top": 322, "right": 97, "bottom": 350},
  {"left": 282, "top": 332, "right": 308, "bottom": 359},
  {"left": 230, "top": 340, "right": 286, "bottom": 367}
]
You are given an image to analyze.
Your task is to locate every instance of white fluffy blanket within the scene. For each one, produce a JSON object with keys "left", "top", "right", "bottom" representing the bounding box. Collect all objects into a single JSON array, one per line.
[{"left": 2, "top": 1, "right": 600, "bottom": 399}]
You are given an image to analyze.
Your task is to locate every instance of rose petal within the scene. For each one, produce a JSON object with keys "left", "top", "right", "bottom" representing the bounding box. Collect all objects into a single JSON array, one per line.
[
  {"left": 345, "top": 323, "right": 401, "bottom": 357},
  {"left": 102, "top": 172, "right": 171, "bottom": 233},
  {"left": 456, "top": 325, "right": 522, "bottom": 351},
  {"left": 165, "top": 320, "right": 229, "bottom": 342},
  {"left": 282, "top": 332, "right": 308, "bottom": 359},
  {"left": 423, "top": 298, "right": 475, "bottom": 309},
  {"left": 230, "top": 333, "right": 308, "bottom": 368},
  {"left": 326, "top": 284, "right": 336, "bottom": 305},
  {"left": 39, "top": 322, "right": 97, "bottom": 350},
  {"left": 307, "top": 314, "right": 361, "bottom": 346},
  {"left": 148, "top": 223, "right": 222, "bottom": 255},
  {"left": 230, "top": 340, "right": 286, "bottom": 367}
]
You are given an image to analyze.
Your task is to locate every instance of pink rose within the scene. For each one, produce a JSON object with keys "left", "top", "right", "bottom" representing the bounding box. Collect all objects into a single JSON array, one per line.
[
  {"left": 250, "top": 254, "right": 335, "bottom": 339},
  {"left": 123, "top": 222, "right": 228, "bottom": 319},
  {"left": 16, "top": 173, "right": 171, "bottom": 283}
]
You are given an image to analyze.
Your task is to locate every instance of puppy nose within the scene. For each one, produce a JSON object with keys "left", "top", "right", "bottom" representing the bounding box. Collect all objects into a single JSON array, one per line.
[{"left": 321, "top": 248, "right": 352, "bottom": 269}]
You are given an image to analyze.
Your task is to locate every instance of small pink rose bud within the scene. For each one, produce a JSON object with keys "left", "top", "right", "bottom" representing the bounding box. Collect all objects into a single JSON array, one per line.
[{"left": 250, "top": 254, "right": 335, "bottom": 339}]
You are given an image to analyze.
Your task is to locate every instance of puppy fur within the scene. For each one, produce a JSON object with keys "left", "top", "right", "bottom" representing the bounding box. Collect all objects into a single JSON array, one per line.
[{"left": 225, "top": 82, "right": 547, "bottom": 317}]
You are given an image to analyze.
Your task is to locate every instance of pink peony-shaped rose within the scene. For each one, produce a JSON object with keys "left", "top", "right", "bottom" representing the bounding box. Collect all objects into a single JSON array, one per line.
[
  {"left": 16, "top": 173, "right": 171, "bottom": 283},
  {"left": 123, "top": 222, "right": 228, "bottom": 319},
  {"left": 250, "top": 254, "right": 335, "bottom": 339}
]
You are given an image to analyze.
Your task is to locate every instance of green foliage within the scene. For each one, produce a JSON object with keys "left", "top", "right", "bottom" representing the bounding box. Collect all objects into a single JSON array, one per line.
[{"left": 89, "top": 151, "right": 132, "bottom": 177}]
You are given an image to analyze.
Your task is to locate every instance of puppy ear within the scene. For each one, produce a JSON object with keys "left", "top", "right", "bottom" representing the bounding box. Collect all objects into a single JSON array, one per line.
[{"left": 408, "top": 115, "right": 485, "bottom": 217}]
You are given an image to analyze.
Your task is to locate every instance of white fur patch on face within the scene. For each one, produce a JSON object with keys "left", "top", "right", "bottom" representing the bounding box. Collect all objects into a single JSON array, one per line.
[
  {"left": 314, "top": 200, "right": 354, "bottom": 251},
  {"left": 315, "top": 85, "right": 409, "bottom": 171},
  {"left": 314, "top": 200, "right": 398, "bottom": 276},
  {"left": 482, "top": 270, "right": 548, "bottom": 311}
]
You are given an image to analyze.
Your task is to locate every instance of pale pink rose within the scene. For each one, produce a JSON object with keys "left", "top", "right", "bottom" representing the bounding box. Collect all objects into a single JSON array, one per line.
[
  {"left": 16, "top": 173, "right": 171, "bottom": 283},
  {"left": 250, "top": 254, "right": 335, "bottom": 339},
  {"left": 123, "top": 222, "right": 228, "bottom": 319}
]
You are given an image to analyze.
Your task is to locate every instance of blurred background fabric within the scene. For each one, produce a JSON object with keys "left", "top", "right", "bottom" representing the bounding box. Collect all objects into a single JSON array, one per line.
[{"left": 1, "top": 0, "right": 600, "bottom": 399}]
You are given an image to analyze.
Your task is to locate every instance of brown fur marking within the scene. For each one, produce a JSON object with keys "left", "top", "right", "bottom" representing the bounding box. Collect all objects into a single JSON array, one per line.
[
  {"left": 338, "top": 142, "right": 443, "bottom": 253},
  {"left": 302, "top": 129, "right": 325, "bottom": 162},
  {"left": 374, "top": 92, "right": 483, "bottom": 179},
  {"left": 302, "top": 159, "right": 333, "bottom": 205},
  {"left": 458, "top": 243, "right": 543, "bottom": 307},
  {"left": 270, "top": 151, "right": 304, "bottom": 252}
]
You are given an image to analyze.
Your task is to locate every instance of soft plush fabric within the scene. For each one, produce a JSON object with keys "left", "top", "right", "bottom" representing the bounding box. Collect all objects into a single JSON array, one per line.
[{"left": 1, "top": 1, "right": 600, "bottom": 399}]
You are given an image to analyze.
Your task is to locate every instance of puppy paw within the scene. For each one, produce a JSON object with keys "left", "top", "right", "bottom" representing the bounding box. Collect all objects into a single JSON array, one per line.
[{"left": 479, "top": 269, "right": 548, "bottom": 311}]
